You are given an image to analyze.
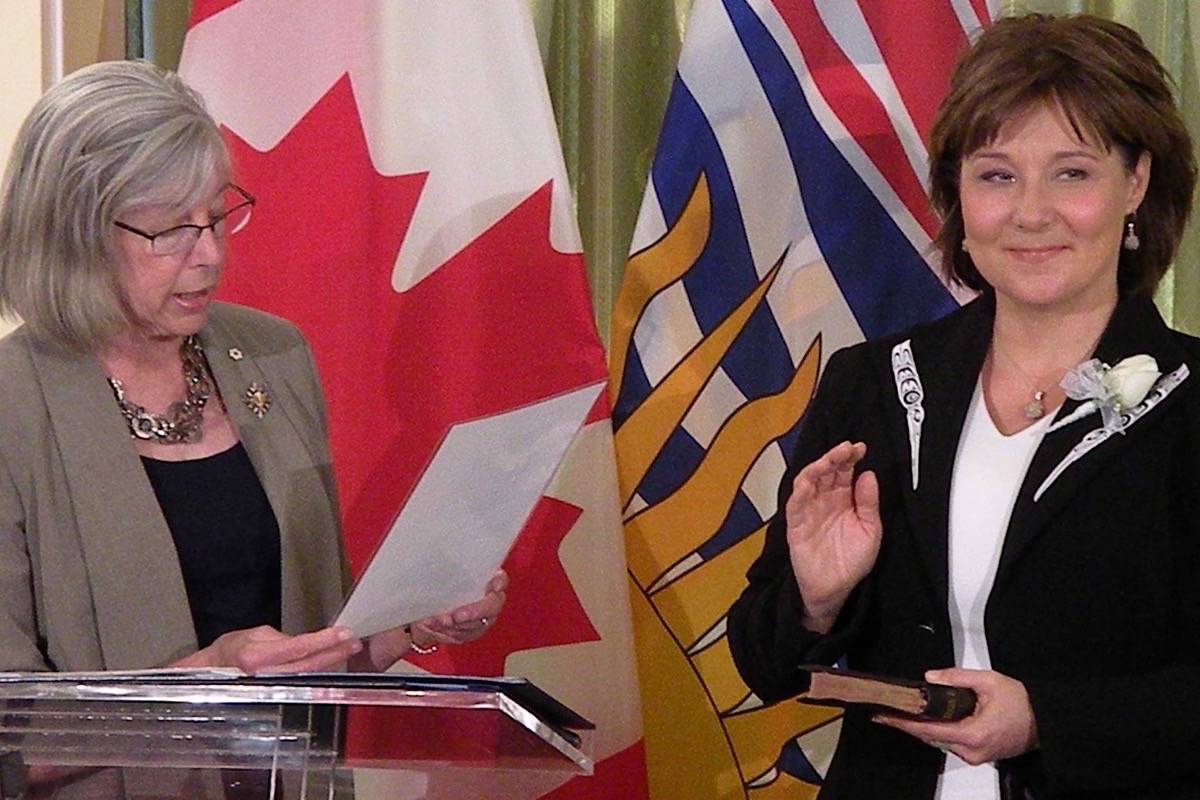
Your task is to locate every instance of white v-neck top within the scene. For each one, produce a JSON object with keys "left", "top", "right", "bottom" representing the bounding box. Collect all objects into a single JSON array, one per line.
[{"left": 935, "top": 382, "right": 1053, "bottom": 800}]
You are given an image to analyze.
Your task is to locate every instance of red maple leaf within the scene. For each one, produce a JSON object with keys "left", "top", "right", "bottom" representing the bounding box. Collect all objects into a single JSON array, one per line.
[
  {"left": 219, "top": 75, "right": 606, "bottom": 669},
  {"left": 189, "top": 0, "right": 241, "bottom": 27}
]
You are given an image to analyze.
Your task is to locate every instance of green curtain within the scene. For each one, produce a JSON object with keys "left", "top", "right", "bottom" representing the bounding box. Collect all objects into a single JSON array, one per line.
[
  {"left": 135, "top": 1, "right": 190, "bottom": 67},
  {"left": 546, "top": 0, "right": 1200, "bottom": 340},
  {"left": 542, "top": 1, "right": 691, "bottom": 346},
  {"left": 146, "top": 2, "right": 1200, "bottom": 338}
]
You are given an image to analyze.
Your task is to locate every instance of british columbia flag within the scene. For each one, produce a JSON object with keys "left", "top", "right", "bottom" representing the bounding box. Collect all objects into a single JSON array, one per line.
[{"left": 611, "top": 1, "right": 996, "bottom": 797}]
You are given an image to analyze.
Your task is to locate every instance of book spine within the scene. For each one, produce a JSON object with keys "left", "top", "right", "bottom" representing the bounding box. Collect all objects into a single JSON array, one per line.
[{"left": 921, "top": 685, "right": 977, "bottom": 722}]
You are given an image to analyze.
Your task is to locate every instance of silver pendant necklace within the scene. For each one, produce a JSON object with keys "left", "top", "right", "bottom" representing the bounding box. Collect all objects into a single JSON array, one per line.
[
  {"left": 1023, "top": 390, "right": 1047, "bottom": 420},
  {"left": 991, "top": 344, "right": 1054, "bottom": 421},
  {"left": 107, "top": 335, "right": 212, "bottom": 444},
  {"left": 992, "top": 327, "right": 1106, "bottom": 422}
]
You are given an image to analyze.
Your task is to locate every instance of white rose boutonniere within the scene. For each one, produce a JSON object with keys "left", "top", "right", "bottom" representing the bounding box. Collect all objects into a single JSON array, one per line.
[
  {"left": 1102, "top": 354, "right": 1161, "bottom": 409},
  {"left": 1049, "top": 354, "right": 1162, "bottom": 433}
]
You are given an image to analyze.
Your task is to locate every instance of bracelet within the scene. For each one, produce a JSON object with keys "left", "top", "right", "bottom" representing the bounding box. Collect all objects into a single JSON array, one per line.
[{"left": 403, "top": 624, "right": 438, "bottom": 655}]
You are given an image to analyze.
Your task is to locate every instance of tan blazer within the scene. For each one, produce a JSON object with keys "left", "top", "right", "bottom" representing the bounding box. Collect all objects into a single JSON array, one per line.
[{"left": 0, "top": 302, "right": 347, "bottom": 670}]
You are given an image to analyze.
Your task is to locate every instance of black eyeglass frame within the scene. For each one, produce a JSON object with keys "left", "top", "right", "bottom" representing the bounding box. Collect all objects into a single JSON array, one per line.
[{"left": 113, "top": 184, "right": 256, "bottom": 253}]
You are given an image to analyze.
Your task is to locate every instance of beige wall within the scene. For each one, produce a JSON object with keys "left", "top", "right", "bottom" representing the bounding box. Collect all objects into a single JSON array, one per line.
[
  {"left": 0, "top": 1, "right": 121, "bottom": 339},
  {"left": 0, "top": 2, "right": 44, "bottom": 339},
  {"left": 0, "top": 4, "right": 42, "bottom": 164}
]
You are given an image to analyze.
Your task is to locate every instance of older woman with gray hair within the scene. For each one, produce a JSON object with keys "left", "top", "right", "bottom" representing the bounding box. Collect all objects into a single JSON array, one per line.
[{"left": 0, "top": 60, "right": 505, "bottom": 674}]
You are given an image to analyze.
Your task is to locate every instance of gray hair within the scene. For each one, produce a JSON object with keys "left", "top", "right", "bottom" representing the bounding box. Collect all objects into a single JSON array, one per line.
[{"left": 0, "top": 59, "right": 230, "bottom": 351}]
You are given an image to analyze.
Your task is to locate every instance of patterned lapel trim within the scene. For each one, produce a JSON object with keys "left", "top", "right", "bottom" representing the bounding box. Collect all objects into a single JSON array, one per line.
[
  {"left": 891, "top": 339, "right": 926, "bottom": 490},
  {"left": 1034, "top": 363, "right": 1190, "bottom": 501}
]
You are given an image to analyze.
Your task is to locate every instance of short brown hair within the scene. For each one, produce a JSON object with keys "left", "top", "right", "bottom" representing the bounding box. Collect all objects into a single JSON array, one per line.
[
  {"left": 928, "top": 14, "right": 1196, "bottom": 297},
  {"left": 0, "top": 60, "right": 229, "bottom": 351}
]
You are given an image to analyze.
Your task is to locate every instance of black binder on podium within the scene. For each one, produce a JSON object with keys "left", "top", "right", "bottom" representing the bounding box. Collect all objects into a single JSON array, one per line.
[{"left": 0, "top": 670, "right": 594, "bottom": 799}]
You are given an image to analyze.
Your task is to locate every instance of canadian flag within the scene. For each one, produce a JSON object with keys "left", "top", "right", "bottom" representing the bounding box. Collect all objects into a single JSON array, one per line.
[{"left": 180, "top": 2, "right": 647, "bottom": 797}]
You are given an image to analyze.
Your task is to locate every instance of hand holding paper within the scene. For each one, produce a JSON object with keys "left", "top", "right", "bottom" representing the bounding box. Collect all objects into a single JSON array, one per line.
[
  {"left": 356, "top": 571, "right": 509, "bottom": 670},
  {"left": 335, "top": 383, "right": 603, "bottom": 640}
]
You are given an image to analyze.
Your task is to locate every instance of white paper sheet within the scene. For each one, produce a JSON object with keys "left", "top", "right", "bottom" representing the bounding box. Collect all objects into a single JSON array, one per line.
[{"left": 335, "top": 382, "right": 604, "bottom": 638}]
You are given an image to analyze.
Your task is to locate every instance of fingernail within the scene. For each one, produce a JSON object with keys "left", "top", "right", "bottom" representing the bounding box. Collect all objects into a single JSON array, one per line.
[
  {"left": 336, "top": 628, "right": 353, "bottom": 641},
  {"left": 349, "top": 640, "right": 363, "bottom": 653},
  {"left": 453, "top": 610, "right": 471, "bottom": 623}
]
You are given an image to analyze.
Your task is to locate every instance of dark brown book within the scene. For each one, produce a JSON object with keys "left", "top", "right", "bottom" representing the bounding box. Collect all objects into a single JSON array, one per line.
[{"left": 800, "top": 665, "right": 977, "bottom": 722}]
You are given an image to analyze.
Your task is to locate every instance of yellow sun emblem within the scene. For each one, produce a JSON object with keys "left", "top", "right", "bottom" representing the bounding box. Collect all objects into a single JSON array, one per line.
[{"left": 613, "top": 173, "right": 840, "bottom": 799}]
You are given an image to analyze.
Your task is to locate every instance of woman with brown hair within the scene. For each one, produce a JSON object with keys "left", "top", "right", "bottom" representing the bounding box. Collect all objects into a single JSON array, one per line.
[{"left": 729, "top": 14, "right": 1199, "bottom": 799}]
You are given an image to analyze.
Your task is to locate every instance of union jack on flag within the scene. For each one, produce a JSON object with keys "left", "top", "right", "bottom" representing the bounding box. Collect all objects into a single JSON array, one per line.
[{"left": 611, "top": 1, "right": 996, "bottom": 797}]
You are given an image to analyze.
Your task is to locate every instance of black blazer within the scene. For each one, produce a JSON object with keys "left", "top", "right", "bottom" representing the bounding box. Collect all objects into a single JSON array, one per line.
[{"left": 727, "top": 293, "right": 1200, "bottom": 799}]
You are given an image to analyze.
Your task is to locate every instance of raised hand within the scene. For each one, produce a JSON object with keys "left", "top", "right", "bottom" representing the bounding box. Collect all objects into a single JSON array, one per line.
[{"left": 786, "top": 440, "right": 882, "bottom": 633}]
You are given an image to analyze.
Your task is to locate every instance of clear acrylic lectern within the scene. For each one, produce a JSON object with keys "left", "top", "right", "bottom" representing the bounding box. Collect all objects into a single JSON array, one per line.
[{"left": 0, "top": 671, "right": 593, "bottom": 799}]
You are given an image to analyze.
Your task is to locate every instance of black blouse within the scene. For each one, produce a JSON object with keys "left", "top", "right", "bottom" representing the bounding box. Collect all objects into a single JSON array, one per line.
[{"left": 141, "top": 443, "right": 282, "bottom": 649}]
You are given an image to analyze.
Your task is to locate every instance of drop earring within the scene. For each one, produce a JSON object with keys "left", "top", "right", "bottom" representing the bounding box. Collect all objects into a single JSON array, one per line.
[{"left": 1123, "top": 218, "right": 1140, "bottom": 251}]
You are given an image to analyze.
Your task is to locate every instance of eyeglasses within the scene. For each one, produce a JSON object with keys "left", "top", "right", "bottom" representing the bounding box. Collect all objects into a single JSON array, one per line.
[{"left": 114, "top": 184, "right": 256, "bottom": 256}]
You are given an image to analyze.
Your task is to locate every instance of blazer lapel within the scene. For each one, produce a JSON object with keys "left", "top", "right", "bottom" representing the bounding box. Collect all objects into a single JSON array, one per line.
[
  {"left": 993, "top": 295, "right": 1192, "bottom": 591},
  {"left": 28, "top": 340, "right": 197, "bottom": 669},
  {"left": 200, "top": 313, "right": 338, "bottom": 634},
  {"left": 201, "top": 328, "right": 285, "bottom": 504},
  {"left": 885, "top": 296, "right": 994, "bottom": 603}
]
